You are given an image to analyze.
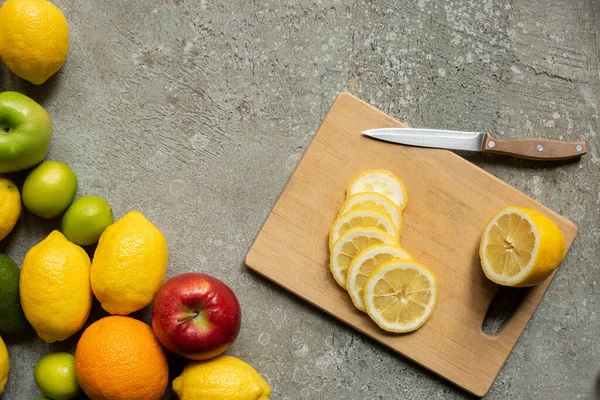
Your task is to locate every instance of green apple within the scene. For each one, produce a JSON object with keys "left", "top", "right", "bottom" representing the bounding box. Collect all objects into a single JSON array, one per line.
[{"left": 0, "top": 91, "right": 52, "bottom": 173}]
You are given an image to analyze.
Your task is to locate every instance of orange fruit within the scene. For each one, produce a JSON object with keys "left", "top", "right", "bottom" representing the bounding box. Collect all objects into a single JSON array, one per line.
[{"left": 74, "top": 316, "right": 168, "bottom": 400}]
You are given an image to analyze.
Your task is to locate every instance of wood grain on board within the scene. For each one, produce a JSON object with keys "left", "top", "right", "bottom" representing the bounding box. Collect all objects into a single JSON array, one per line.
[{"left": 245, "top": 93, "right": 578, "bottom": 397}]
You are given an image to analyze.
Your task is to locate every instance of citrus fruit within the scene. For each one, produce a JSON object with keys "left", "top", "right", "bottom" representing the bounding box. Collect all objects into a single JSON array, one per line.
[
  {"left": 91, "top": 211, "right": 168, "bottom": 315},
  {"left": 62, "top": 196, "right": 114, "bottom": 246},
  {"left": 364, "top": 259, "right": 437, "bottom": 333},
  {"left": 338, "top": 192, "right": 402, "bottom": 231},
  {"left": 0, "top": 178, "right": 21, "bottom": 241},
  {"left": 75, "top": 316, "right": 168, "bottom": 400},
  {"left": 330, "top": 227, "right": 396, "bottom": 289},
  {"left": 479, "top": 206, "right": 567, "bottom": 287},
  {"left": 34, "top": 352, "right": 80, "bottom": 400},
  {"left": 0, "top": 254, "right": 30, "bottom": 334},
  {"left": 346, "top": 170, "right": 407, "bottom": 210},
  {"left": 0, "top": 0, "right": 69, "bottom": 85},
  {"left": 329, "top": 209, "right": 398, "bottom": 249},
  {"left": 172, "top": 355, "right": 271, "bottom": 400},
  {"left": 20, "top": 231, "right": 91, "bottom": 342},
  {"left": 22, "top": 161, "right": 78, "bottom": 219},
  {"left": 347, "top": 244, "right": 412, "bottom": 312},
  {"left": 0, "top": 336, "right": 8, "bottom": 394}
]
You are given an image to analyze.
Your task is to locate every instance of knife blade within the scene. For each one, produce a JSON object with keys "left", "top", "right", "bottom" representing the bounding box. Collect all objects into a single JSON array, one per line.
[{"left": 362, "top": 128, "right": 587, "bottom": 161}]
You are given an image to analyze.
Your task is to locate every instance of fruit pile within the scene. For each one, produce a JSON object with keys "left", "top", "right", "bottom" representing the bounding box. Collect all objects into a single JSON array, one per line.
[
  {"left": 0, "top": 103, "right": 271, "bottom": 399},
  {"left": 0, "top": 2, "right": 269, "bottom": 399},
  {"left": 329, "top": 170, "right": 437, "bottom": 333},
  {"left": 0, "top": 109, "right": 270, "bottom": 399}
]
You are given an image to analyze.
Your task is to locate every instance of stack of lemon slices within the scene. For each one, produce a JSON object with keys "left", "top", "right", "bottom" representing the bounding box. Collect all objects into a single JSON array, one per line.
[{"left": 329, "top": 170, "right": 437, "bottom": 333}]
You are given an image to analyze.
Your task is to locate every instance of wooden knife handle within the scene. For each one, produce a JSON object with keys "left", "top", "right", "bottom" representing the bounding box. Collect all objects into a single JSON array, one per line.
[{"left": 482, "top": 133, "right": 587, "bottom": 160}]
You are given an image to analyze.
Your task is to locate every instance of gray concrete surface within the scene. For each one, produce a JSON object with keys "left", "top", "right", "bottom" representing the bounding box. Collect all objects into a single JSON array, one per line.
[{"left": 0, "top": 0, "right": 599, "bottom": 398}]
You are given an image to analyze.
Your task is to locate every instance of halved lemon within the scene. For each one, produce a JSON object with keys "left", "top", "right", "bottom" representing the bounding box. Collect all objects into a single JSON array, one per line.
[
  {"left": 338, "top": 192, "right": 402, "bottom": 232},
  {"left": 347, "top": 243, "right": 412, "bottom": 312},
  {"left": 364, "top": 259, "right": 437, "bottom": 333},
  {"left": 479, "top": 206, "right": 566, "bottom": 287},
  {"left": 330, "top": 228, "right": 396, "bottom": 289},
  {"left": 329, "top": 209, "right": 398, "bottom": 250},
  {"left": 347, "top": 170, "right": 407, "bottom": 210}
]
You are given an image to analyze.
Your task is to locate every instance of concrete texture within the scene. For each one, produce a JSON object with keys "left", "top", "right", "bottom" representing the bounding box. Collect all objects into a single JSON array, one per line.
[{"left": 0, "top": 0, "right": 598, "bottom": 398}]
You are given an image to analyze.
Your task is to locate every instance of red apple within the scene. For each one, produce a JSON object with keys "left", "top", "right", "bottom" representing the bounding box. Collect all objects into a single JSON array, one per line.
[{"left": 151, "top": 272, "right": 241, "bottom": 360}]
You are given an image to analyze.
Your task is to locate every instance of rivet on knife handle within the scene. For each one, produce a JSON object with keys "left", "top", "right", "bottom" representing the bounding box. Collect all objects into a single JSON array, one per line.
[{"left": 482, "top": 133, "right": 587, "bottom": 160}]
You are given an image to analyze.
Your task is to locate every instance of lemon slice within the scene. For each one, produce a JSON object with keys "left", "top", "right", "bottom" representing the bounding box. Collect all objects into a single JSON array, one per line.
[
  {"left": 330, "top": 228, "right": 396, "bottom": 289},
  {"left": 338, "top": 192, "right": 402, "bottom": 232},
  {"left": 347, "top": 170, "right": 407, "bottom": 210},
  {"left": 479, "top": 206, "right": 566, "bottom": 287},
  {"left": 329, "top": 209, "right": 398, "bottom": 250},
  {"left": 347, "top": 244, "right": 412, "bottom": 312},
  {"left": 364, "top": 259, "right": 437, "bottom": 333}
]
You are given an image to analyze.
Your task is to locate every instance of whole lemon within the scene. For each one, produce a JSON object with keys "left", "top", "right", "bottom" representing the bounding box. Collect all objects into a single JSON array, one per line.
[
  {"left": 0, "top": 336, "right": 8, "bottom": 395},
  {"left": 75, "top": 316, "right": 168, "bottom": 400},
  {"left": 22, "top": 161, "right": 78, "bottom": 219},
  {"left": 172, "top": 355, "right": 271, "bottom": 400},
  {"left": 91, "top": 211, "right": 168, "bottom": 315},
  {"left": 0, "top": 0, "right": 69, "bottom": 85},
  {"left": 0, "top": 178, "right": 21, "bottom": 241},
  {"left": 20, "top": 231, "right": 92, "bottom": 343}
]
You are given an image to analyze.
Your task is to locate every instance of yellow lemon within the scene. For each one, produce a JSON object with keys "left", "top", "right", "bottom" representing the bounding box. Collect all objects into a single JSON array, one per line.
[
  {"left": 0, "top": 178, "right": 21, "bottom": 241},
  {"left": 91, "top": 211, "right": 168, "bottom": 315},
  {"left": 172, "top": 355, "right": 271, "bottom": 400},
  {"left": 338, "top": 192, "right": 402, "bottom": 232},
  {"left": 479, "top": 206, "right": 566, "bottom": 287},
  {"left": 364, "top": 259, "right": 437, "bottom": 333},
  {"left": 346, "top": 170, "right": 407, "bottom": 210},
  {"left": 346, "top": 243, "right": 412, "bottom": 312},
  {"left": 329, "top": 227, "right": 396, "bottom": 289},
  {"left": 20, "top": 231, "right": 91, "bottom": 343},
  {"left": 0, "top": 0, "right": 69, "bottom": 85},
  {"left": 329, "top": 209, "right": 399, "bottom": 249},
  {"left": 0, "top": 336, "right": 8, "bottom": 394}
]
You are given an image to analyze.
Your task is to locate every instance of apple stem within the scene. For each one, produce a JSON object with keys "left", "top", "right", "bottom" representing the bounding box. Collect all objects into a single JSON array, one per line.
[{"left": 177, "top": 311, "right": 200, "bottom": 323}]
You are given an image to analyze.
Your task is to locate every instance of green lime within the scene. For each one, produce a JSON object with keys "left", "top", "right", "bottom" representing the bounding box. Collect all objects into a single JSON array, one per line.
[
  {"left": 22, "top": 161, "right": 78, "bottom": 219},
  {"left": 61, "top": 196, "right": 114, "bottom": 246},
  {"left": 0, "top": 253, "right": 30, "bottom": 334},
  {"left": 34, "top": 352, "right": 80, "bottom": 400}
]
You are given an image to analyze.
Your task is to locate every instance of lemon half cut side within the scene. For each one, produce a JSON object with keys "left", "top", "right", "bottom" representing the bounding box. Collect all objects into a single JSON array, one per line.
[{"left": 479, "top": 206, "right": 566, "bottom": 287}]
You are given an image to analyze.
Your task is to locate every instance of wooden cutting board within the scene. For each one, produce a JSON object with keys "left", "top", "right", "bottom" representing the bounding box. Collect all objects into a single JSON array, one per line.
[{"left": 245, "top": 93, "right": 577, "bottom": 396}]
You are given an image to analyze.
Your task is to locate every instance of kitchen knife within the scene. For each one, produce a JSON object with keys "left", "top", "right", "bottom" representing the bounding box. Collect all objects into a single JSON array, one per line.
[{"left": 362, "top": 128, "right": 587, "bottom": 161}]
